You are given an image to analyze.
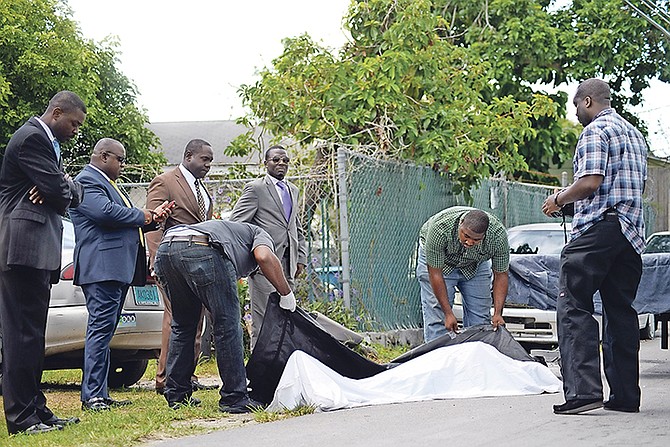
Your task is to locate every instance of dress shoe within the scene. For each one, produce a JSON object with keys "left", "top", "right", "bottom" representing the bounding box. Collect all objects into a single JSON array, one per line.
[
  {"left": 553, "top": 398, "right": 602, "bottom": 415},
  {"left": 82, "top": 397, "right": 111, "bottom": 411},
  {"left": 104, "top": 397, "right": 132, "bottom": 407},
  {"left": 42, "top": 415, "right": 80, "bottom": 426},
  {"left": 21, "top": 422, "right": 63, "bottom": 435},
  {"left": 168, "top": 396, "right": 201, "bottom": 410},
  {"left": 219, "top": 398, "right": 266, "bottom": 414},
  {"left": 604, "top": 400, "right": 639, "bottom": 413},
  {"left": 192, "top": 380, "right": 218, "bottom": 391}
]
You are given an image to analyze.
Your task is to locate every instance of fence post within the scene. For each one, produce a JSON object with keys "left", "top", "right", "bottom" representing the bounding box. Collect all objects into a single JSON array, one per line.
[{"left": 336, "top": 147, "right": 351, "bottom": 309}]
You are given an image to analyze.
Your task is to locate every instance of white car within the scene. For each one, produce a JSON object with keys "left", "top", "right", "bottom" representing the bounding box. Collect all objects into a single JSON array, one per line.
[
  {"left": 0, "top": 218, "right": 163, "bottom": 388},
  {"left": 454, "top": 222, "right": 654, "bottom": 346}
]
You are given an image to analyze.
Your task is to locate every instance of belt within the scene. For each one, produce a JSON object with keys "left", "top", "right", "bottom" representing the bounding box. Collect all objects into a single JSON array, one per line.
[
  {"left": 604, "top": 208, "right": 618, "bottom": 221},
  {"left": 162, "top": 234, "right": 210, "bottom": 246}
]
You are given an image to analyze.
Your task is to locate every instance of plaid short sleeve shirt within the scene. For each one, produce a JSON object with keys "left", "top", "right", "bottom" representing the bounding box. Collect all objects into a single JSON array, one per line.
[
  {"left": 419, "top": 206, "right": 510, "bottom": 279},
  {"left": 571, "top": 108, "right": 648, "bottom": 254}
]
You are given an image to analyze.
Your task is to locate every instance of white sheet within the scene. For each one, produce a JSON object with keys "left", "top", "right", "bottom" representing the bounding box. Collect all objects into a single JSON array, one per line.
[{"left": 267, "top": 342, "right": 562, "bottom": 412}]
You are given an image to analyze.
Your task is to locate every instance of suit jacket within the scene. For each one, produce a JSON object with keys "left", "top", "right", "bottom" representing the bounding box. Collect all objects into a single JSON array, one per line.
[
  {"left": 231, "top": 174, "right": 307, "bottom": 278},
  {"left": 70, "top": 165, "right": 156, "bottom": 286},
  {"left": 0, "top": 117, "right": 83, "bottom": 274},
  {"left": 145, "top": 167, "right": 213, "bottom": 267}
]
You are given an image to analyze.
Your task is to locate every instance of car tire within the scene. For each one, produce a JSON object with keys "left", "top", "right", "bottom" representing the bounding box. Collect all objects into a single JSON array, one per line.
[
  {"left": 640, "top": 316, "right": 655, "bottom": 340},
  {"left": 108, "top": 359, "right": 149, "bottom": 388}
]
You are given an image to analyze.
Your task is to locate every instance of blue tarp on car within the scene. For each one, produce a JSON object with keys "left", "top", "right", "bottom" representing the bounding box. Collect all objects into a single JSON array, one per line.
[{"left": 507, "top": 253, "right": 670, "bottom": 314}]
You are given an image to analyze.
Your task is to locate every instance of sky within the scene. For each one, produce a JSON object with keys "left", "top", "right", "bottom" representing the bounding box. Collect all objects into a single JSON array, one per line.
[{"left": 66, "top": 0, "right": 669, "bottom": 156}]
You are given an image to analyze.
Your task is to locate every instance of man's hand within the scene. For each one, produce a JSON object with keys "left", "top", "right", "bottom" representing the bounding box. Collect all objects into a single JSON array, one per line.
[
  {"left": 444, "top": 313, "right": 459, "bottom": 333},
  {"left": 279, "top": 291, "right": 297, "bottom": 312},
  {"left": 29, "top": 185, "right": 44, "bottom": 204},
  {"left": 295, "top": 263, "right": 306, "bottom": 277},
  {"left": 151, "top": 200, "right": 175, "bottom": 223},
  {"left": 491, "top": 314, "right": 505, "bottom": 331}
]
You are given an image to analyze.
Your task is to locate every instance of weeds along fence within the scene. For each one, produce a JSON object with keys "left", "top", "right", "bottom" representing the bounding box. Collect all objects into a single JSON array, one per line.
[{"left": 122, "top": 147, "right": 656, "bottom": 332}]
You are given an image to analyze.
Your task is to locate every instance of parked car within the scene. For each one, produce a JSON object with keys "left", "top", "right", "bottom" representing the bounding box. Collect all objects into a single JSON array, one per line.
[
  {"left": 644, "top": 231, "right": 670, "bottom": 254},
  {"left": 0, "top": 218, "right": 163, "bottom": 389},
  {"left": 454, "top": 222, "right": 655, "bottom": 346}
]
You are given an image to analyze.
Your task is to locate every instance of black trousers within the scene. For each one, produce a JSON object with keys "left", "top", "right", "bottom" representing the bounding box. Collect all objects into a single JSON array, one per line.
[
  {"left": 558, "top": 219, "right": 642, "bottom": 407},
  {"left": 0, "top": 266, "right": 54, "bottom": 434}
]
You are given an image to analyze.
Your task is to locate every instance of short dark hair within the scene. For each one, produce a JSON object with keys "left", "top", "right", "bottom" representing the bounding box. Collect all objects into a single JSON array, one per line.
[
  {"left": 47, "top": 91, "right": 87, "bottom": 114},
  {"left": 265, "top": 145, "right": 286, "bottom": 160},
  {"left": 183, "top": 139, "right": 212, "bottom": 158},
  {"left": 575, "top": 78, "right": 611, "bottom": 105},
  {"left": 461, "top": 210, "right": 489, "bottom": 234}
]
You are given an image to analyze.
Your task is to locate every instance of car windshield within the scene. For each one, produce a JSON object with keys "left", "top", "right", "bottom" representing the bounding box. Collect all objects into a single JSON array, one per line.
[
  {"left": 508, "top": 229, "right": 568, "bottom": 255},
  {"left": 644, "top": 234, "right": 670, "bottom": 254}
]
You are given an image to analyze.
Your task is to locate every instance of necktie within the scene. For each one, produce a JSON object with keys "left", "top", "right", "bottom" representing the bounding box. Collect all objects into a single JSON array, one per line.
[
  {"left": 110, "top": 179, "right": 144, "bottom": 247},
  {"left": 52, "top": 139, "right": 61, "bottom": 161},
  {"left": 277, "top": 181, "right": 292, "bottom": 221},
  {"left": 195, "top": 180, "right": 206, "bottom": 220}
]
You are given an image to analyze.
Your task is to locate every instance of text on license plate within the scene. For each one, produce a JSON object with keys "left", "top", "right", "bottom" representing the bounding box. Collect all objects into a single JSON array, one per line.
[
  {"left": 133, "top": 285, "right": 160, "bottom": 306},
  {"left": 118, "top": 313, "right": 136, "bottom": 328}
]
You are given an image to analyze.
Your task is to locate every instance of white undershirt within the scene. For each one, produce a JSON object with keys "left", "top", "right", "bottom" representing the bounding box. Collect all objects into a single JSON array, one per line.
[{"left": 179, "top": 164, "right": 210, "bottom": 212}]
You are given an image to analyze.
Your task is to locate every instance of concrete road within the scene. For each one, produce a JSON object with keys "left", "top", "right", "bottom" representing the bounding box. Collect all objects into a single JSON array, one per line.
[{"left": 147, "top": 338, "right": 670, "bottom": 447}]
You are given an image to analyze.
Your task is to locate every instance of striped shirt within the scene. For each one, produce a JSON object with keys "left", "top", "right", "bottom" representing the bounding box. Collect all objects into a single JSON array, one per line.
[
  {"left": 571, "top": 108, "right": 648, "bottom": 254},
  {"left": 419, "top": 206, "right": 510, "bottom": 279}
]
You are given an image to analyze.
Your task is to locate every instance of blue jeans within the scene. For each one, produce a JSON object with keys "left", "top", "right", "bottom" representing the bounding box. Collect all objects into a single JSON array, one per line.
[
  {"left": 416, "top": 246, "right": 492, "bottom": 342},
  {"left": 154, "top": 241, "right": 247, "bottom": 406}
]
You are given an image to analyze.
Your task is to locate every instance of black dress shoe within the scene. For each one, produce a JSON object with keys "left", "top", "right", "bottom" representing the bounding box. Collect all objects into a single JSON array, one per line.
[
  {"left": 192, "top": 380, "right": 218, "bottom": 391},
  {"left": 168, "top": 396, "right": 201, "bottom": 410},
  {"left": 604, "top": 400, "right": 639, "bottom": 413},
  {"left": 104, "top": 397, "right": 132, "bottom": 407},
  {"left": 82, "top": 397, "right": 111, "bottom": 411},
  {"left": 553, "top": 398, "right": 602, "bottom": 415},
  {"left": 42, "top": 415, "right": 81, "bottom": 426},
  {"left": 21, "top": 422, "right": 63, "bottom": 435},
  {"left": 219, "top": 398, "right": 266, "bottom": 414}
]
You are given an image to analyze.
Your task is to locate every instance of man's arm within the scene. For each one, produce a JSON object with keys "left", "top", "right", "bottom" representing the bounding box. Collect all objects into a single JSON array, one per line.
[
  {"left": 491, "top": 270, "right": 508, "bottom": 329},
  {"left": 253, "top": 245, "right": 291, "bottom": 295},
  {"left": 230, "top": 182, "right": 258, "bottom": 223},
  {"left": 542, "top": 174, "right": 604, "bottom": 216},
  {"left": 428, "top": 266, "right": 459, "bottom": 332}
]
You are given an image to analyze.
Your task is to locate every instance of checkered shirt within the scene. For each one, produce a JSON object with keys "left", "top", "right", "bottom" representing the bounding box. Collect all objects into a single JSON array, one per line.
[
  {"left": 419, "top": 206, "right": 510, "bottom": 279},
  {"left": 571, "top": 108, "right": 648, "bottom": 254}
]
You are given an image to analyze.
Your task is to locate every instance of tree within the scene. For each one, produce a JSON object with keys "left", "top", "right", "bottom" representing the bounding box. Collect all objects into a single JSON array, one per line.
[
  {"left": 0, "top": 0, "right": 164, "bottom": 181},
  {"left": 231, "top": 0, "right": 669, "bottom": 190}
]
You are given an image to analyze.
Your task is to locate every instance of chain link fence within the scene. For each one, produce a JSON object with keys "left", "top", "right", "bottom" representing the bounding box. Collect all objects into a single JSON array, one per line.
[{"left": 120, "top": 148, "right": 657, "bottom": 332}]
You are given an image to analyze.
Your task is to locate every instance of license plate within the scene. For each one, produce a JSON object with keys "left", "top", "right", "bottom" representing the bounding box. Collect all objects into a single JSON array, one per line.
[
  {"left": 133, "top": 285, "right": 160, "bottom": 306},
  {"left": 118, "top": 313, "right": 137, "bottom": 328}
]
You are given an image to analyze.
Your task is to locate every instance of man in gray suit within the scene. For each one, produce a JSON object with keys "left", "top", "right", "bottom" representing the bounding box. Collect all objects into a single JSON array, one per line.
[
  {"left": 0, "top": 91, "right": 85, "bottom": 435},
  {"left": 231, "top": 145, "right": 307, "bottom": 348}
]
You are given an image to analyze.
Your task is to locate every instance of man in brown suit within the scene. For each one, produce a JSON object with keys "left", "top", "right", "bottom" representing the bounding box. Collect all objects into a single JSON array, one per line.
[{"left": 146, "top": 139, "right": 216, "bottom": 395}]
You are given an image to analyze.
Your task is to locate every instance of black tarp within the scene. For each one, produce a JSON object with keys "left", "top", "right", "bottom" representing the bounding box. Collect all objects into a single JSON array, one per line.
[{"left": 246, "top": 293, "right": 541, "bottom": 404}]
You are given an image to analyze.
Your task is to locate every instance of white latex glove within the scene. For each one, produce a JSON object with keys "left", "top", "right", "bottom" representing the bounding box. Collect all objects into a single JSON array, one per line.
[{"left": 279, "top": 291, "right": 297, "bottom": 312}]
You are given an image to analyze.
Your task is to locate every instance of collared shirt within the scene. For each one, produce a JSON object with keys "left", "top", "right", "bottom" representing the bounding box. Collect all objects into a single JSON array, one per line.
[
  {"left": 165, "top": 220, "right": 274, "bottom": 278},
  {"left": 35, "top": 116, "right": 59, "bottom": 158},
  {"left": 419, "top": 206, "right": 510, "bottom": 279},
  {"left": 571, "top": 108, "right": 648, "bottom": 254},
  {"left": 179, "top": 164, "right": 211, "bottom": 213},
  {"left": 268, "top": 174, "right": 289, "bottom": 207}
]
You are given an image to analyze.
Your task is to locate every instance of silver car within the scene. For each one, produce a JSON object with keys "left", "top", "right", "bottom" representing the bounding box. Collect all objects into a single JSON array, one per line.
[{"left": 0, "top": 218, "right": 163, "bottom": 388}]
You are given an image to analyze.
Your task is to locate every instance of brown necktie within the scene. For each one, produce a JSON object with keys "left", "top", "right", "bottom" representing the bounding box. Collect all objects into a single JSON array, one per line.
[{"left": 195, "top": 180, "right": 206, "bottom": 220}]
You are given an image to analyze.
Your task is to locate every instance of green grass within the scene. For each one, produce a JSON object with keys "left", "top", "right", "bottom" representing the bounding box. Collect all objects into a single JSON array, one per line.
[{"left": 0, "top": 342, "right": 408, "bottom": 446}]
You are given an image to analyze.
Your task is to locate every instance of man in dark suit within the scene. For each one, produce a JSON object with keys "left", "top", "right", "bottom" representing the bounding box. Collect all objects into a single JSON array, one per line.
[
  {"left": 0, "top": 91, "right": 85, "bottom": 435},
  {"left": 69, "top": 138, "right": 172, "bottom": 412},
  {"left": 231, "top": 145, "right": 308, "bottom": 348},
  {"left": 145, "top": 139, "right": 215, "bottom": 395}
]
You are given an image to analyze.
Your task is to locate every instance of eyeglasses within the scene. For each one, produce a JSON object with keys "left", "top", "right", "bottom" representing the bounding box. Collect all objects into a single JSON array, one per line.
[
  {"left": 269, "top": 156, "right": 290, "bottom": 164},
  {"left": 104, "top": 152, "right": 126, "bottom": 164}
]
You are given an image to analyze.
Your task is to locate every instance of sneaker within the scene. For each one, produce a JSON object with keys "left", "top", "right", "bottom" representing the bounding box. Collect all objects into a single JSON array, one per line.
[
  {"left": 603, "top": 400, "right": 639, "bottom": 413},
  {"left": 168, "top": 396, "right": 201, "bottom": 410},
  {"left": 553, "top": 398, "right": 602, "bottom": 415},
  {"left": 219, "top": 398, "right": 266, "bottom": 414}
]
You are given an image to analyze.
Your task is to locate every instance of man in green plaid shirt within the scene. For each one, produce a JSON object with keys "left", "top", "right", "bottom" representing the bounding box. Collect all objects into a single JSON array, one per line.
[{"left": 416, "top": 206, "right": 509, "bottom": 342}]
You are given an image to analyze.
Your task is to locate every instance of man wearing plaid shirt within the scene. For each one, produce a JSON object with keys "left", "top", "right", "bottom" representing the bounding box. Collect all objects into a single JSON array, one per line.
[
  {"left": 542, "top": 78, "right": 648, "bottom": 415},
  {"left": 416, "top": 206, "right": 509, "bottom": 343}
]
